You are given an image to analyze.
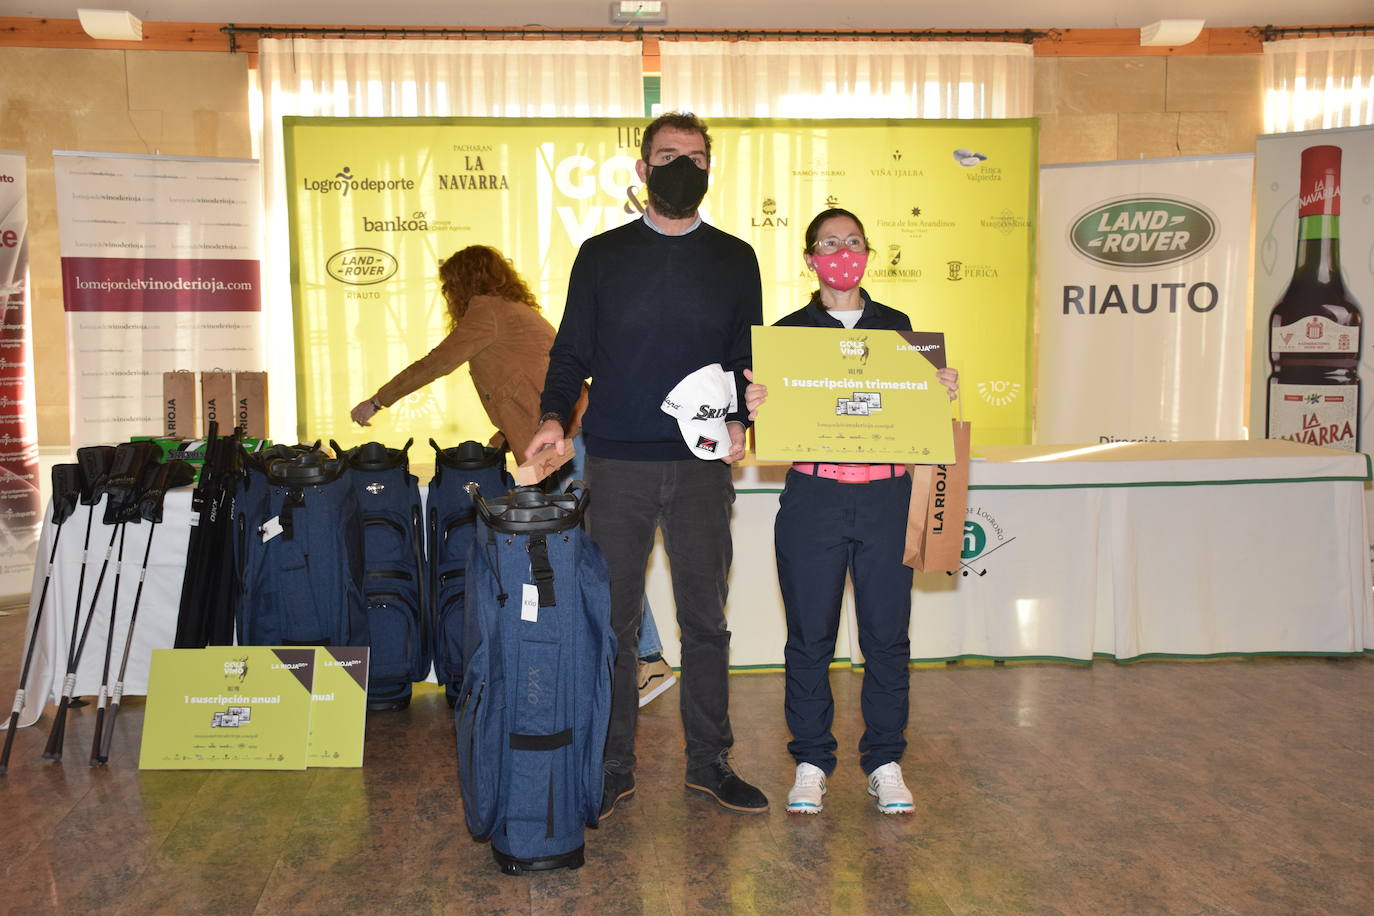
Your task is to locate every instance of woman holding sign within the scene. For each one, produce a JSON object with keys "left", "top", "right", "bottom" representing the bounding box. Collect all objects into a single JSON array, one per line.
[{"left": 744, "top": 208, "right": 958, "bottom": 816}]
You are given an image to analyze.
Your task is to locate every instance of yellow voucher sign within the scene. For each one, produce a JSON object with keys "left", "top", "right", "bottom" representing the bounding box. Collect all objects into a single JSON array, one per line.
[
  {"left": 138, "top": 646, "right": 369, "bottom": 770},
  {"left": 139, "top": 647, "right": 316, "bottom": 770},
  {"left": 307, "top": 646, "right": 370, "bottom": 768},
  {"left": 752, "top": 326, "right": 955, "bottom": 464}
]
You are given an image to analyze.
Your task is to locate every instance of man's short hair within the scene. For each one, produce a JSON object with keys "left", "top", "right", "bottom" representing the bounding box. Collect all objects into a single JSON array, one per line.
[{"left": 641, "top": 112, "right": 712, "bottom": 164}]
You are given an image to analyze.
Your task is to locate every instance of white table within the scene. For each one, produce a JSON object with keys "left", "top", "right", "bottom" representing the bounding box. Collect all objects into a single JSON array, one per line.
[
  {"left": 710, "top": 440, "right": 1374, "bottom": 668},
  {"left": 8, "top": 440, "right": 1372, "bottom": 729},
  {"left": 9, "top": 496, "right": 192, "bottom": 728}
]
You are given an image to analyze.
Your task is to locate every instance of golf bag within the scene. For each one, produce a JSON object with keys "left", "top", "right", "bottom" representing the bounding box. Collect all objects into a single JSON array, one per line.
[
  {"left": 235, "top": 445, "right": 368, "bottom": 650},
  {"left": 428, "top": 440, "right": 511, "bottom": 703},
  {"left": 454, "top": 483, "right": 615, "bottom": 874},
  {"left": 333, "top": 439, "right": 427, "bottom": 711}
]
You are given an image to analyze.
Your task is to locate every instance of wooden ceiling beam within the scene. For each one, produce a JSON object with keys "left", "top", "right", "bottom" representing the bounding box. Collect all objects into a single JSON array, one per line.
[
  {"left": 0, "top": 17, "right": 231, "bottom": 51},
  {"left": 9, "top": 16, "right": 1370, "bottom": 58}
]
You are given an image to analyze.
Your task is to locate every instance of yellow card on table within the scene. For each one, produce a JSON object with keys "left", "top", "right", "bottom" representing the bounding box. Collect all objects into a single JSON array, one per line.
[
  {"left": 307, "top": 646, "right": 369, "bottom": 768},
  {"left": 751, "top": 326, "right": 955, "bottom": 464},
  {"left": 138, "top": 647, "right": 316, "bottom": 770}
]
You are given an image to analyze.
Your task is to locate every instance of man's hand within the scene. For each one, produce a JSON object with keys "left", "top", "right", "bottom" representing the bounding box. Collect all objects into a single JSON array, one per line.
[
  {"left": 524, "top": 419, "right": 567, "bottom": 461},
  {"left": 721, "top": 421, "right": 746, "bottom": 464},
  {"left": 743, "top": 368, "right": 767, "bottom": 420}
]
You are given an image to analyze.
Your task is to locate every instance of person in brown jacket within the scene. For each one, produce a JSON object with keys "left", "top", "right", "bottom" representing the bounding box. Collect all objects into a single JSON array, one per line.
[
  {"left": 350, "top": 245, "right": 674, "bottom": 691},
  {"left": 350, "top": 244, "right": 564, "bottom": 458}
]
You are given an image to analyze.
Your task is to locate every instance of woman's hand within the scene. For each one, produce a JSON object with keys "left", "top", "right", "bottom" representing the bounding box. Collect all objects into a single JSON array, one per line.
[
  {"left": 351, "top": 397, "right": 380, "bottom": 427},
  {"left": 743, "top": 368, "right": 767, "bottom": 420},
  {"left": 936, "top": 367, "right": 959, "bottom": 401}
]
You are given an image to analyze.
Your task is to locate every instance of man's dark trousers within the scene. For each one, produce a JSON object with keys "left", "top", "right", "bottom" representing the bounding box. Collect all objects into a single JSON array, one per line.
[{"left": 587, "top": 455, "right": 735, "bottom": 774}]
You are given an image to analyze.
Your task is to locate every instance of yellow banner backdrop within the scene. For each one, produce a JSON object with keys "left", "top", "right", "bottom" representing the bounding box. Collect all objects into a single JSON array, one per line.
[{"left": 284, "top": 117, "right": 1036, "bottom": 449}]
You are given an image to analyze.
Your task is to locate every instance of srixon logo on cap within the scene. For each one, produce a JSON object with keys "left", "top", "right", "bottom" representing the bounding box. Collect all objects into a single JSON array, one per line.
[
  {"left": 692, "top": 405, "right": 728, "bottom": 421},
  {"left": 696, "top": 436, "right": 719, "bottom": 452}
]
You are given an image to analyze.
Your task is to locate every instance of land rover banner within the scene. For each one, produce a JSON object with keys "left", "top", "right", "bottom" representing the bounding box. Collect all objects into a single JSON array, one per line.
[
  {"left": 54, "top": 152, "right": 263, "bottom": 448},
  {"left": 0, "top": 150, "right": 41, "bottom": 601},
  {"left": 284, "top": 117, "right": 1037, "bottom": 450},
  {"left": 1037, "top": 155, "right": 1253, "bottom": 444}
]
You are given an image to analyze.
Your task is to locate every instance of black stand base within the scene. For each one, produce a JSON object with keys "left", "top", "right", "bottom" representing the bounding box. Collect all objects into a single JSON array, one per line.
[
  {"left": 365, "top": 695, "right": 411, "bottom": 712},
  {"left": 492, "top": 844, "right": 585, "bottom": 875}
]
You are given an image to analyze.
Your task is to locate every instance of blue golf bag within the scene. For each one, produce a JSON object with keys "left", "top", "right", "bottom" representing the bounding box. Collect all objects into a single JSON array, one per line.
[
  {"left": 428, "top": 440, "right": 512, "bottom": 704},
  {"left": 455, "top": 483, "right": 615, "bottom": 874},
  {"left": 334, "top": 439, "right": 428, "bottom": 711},
  {"left": 235, "top": 445, "right": 369, "bottom": 650}
]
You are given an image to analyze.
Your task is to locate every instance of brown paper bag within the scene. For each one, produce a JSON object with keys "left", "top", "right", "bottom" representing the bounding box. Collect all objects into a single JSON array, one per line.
[
  {"left": 234, "top": 371, "right": 269, "bottom": 438},
  {"left": 201, "top": 371, "right": 234, "bottom": 434},
  {"left": 163, "top": 371, "right": 197, "bottom": 438},
  {"left": 903, "top": 420, "right": 971, "bottom": 573}
]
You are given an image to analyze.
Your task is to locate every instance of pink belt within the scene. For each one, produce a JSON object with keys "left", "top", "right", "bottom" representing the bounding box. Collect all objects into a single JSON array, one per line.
[{"left": 791, "top": 462, "right": 906, "bottom": 483}]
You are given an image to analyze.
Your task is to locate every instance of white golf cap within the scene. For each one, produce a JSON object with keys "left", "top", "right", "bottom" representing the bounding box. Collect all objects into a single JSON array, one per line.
[{"left": 661, "top": 363, "right": 738, "bottom": 459}]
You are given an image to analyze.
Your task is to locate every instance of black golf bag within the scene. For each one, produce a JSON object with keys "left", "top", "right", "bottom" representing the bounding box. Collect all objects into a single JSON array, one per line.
[
  {"left": 333, "top": 439, "right": 428, "bottom": 711},
  {"left": 235, "top": 445, "right": 368, "bottom": 650},
  {"left": 454, "top": 483, "right": 615, "bottom": 875},
  {"left": 428, "top": 440, "right": 511, "bottom": 703}
]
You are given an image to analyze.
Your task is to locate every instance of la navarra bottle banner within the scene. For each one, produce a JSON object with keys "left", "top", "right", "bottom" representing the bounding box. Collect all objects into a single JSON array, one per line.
[{"left": 1265, "top": 145, "right": 1363, "bottom": 452}]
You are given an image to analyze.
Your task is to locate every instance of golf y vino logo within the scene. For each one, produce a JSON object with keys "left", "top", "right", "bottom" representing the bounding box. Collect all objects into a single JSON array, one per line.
[{"left": 223, "top": 656, "right": 250, "bottom": 685}]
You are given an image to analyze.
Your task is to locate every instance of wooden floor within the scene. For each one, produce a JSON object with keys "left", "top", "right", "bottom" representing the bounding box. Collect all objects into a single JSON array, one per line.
[{"left": 1, "top": 607, "right": 1372, "bottom": 915}]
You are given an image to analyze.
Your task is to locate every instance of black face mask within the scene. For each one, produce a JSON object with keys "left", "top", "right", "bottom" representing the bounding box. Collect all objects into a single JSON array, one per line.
[{"left": 646, "top": 155, "right": 709, "bottom": 219}]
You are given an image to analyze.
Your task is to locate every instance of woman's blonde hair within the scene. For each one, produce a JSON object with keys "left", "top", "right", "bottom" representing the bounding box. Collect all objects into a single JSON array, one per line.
[{"left": 438, "top": 245, "right": 540, "bottom": 328}]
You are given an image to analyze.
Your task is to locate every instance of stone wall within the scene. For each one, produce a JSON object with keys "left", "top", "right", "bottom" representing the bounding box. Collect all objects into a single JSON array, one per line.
[
  {"left": 0, "top": 47, "right": 250, "bottom": 445},
  {"left": 1036, "top": 55, "right": 1263, "bottom": 163}
]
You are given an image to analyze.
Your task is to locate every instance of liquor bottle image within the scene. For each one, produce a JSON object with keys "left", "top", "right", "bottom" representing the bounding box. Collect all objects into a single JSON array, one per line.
[{"left": 1266, "top": 144, "right": 1363, "bottom": 451}]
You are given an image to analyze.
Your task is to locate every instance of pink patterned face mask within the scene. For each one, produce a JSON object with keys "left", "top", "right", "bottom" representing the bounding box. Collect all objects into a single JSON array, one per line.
[{"left": 810, "top": 249, "right": 868, "bottom": 291}]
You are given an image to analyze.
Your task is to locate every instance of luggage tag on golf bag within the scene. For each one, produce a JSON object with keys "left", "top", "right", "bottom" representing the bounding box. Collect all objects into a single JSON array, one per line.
[
  {"left": 521, "top": 584, "right": 539, "bottom": 623},
  {"left": 260, "top": 515, "right": 284, "bottom": 543}
]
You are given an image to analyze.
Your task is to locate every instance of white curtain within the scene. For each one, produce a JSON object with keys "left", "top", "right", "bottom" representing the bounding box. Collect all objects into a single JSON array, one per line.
[
  {"left": 1263, "top": 37, "right": 1374, "bottom": 133},
  {"left": 253, "top": 38, "right": 644, "bottom": 439},
  {"left": 659, "top": 41, "right": 1032, "bottom": 119}
]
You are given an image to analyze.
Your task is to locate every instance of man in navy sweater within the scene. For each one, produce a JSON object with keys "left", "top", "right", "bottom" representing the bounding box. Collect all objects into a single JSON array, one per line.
[{"left": 528, "top": 112, "right": 767, "bottom": 816}]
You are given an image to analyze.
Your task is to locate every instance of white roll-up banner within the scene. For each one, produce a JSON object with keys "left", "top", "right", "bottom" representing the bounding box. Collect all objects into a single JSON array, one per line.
[
  {"left": 0, "top": 150, "right": 41, "bottom": 601},
  {"left": 53, "top": 152, "right": 263, "bottom": 448},
  {"left": 1037, "top": 155, "right": 1253, "bottom": 445}
]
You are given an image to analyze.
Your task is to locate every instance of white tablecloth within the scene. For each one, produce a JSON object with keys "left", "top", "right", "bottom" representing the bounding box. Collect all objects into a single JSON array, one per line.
[
  {"left": 9, "top": 498, "right": 192, "bottom": 728},
  {"left": 8, "top": 440, "right": 1372, "bottom": 728},
  {"left": 708, "top": 439, "right": 1374, "bottom": 668}
]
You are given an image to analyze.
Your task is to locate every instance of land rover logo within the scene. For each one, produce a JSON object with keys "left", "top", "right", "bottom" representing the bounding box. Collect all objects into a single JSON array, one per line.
[
  {"left": 326, "top": 248, "right": 399, "bottom": 285},
  {"left": 1069, "top": 197, "right": 1216, "bottom": 268}
]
